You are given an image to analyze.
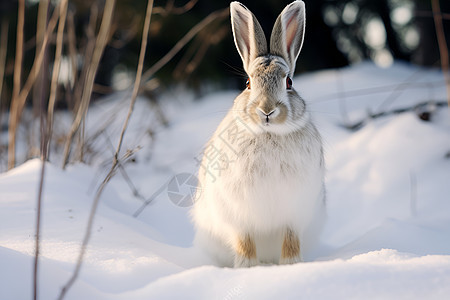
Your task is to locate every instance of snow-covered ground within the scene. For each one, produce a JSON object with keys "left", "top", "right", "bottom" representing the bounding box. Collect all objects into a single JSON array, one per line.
[{"left": 1, "top": 62, "right": 450, "bottom": 299}]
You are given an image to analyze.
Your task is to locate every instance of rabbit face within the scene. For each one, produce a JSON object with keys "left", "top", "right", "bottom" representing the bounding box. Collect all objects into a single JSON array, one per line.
[
  {"left": 234, "top": 55, "right": 307, "bottom": 135},
  {"left": 247, "top": 56, "right": 289, "bottom": 126},
  {"left": 245, "top": 56, "right": 307, "bottom": 133}
]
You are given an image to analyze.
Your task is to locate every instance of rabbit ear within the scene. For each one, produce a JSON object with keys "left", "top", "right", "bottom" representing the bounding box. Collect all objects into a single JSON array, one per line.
[
  {"left": 230, "top": 2, "right": 268, "bottom": 73},
  {"left": 270, "top": 1, "right": 305, "bottom": 76}
]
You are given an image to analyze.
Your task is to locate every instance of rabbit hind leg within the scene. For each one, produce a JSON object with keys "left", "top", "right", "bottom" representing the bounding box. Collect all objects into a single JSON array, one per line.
[
  {"left": 233, "top": 233, "right": 258, "bottom": 268},
  {"left": 280, "top": 227, "right": 302, "bottom": 264}
]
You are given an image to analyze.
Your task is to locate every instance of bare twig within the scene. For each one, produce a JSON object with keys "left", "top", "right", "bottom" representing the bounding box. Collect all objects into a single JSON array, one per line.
[
  {"left": 8, "top": 0, "right": 25, "bottom": 169},
  {"left": 345, "top": 100, "right": 447, "bottom": 130},
  {"left": 102, "top": 132, "right": 147, "bottom": 202},
  {"left": 32, "top": 0, "right": 49, "bottom": 117},
  {"left": 153, "top": 0, "right": 198, "bottom": 16},
  {"left": 33, "top": 0, "right": 50, "bottom": 155},
  {"left": 140, "top": 8, "right": 229, "bottom": 90},
  {"left": 0, "top": 19, "right": 9, "bottom": 111},
  {"left": 174, "top": 23, "right": 227, "bottom": 80},
  {"left": 0, "top": 19, "right": 7, "bottom": 157},
  {"left": 67, "top": 10, "right": 78, "bottom": 90},
  {"left": 431, "top": 0, "right": 450, "bottom": 108},
  {"left": 72, "top": 5, "right": 99, "bottom": 162},
  {"left": 311, "top": 80, "right": 446, "bottom": 105},
  {"left": 72, "top": 4, "right": 98, "bottom": 113},
  {"left": 34, "top": 2, "right": 68, "bottom": 300},
  {"left": 12, "top": 0, "right": 24, "bottom": 104},
  {"left": 30, "top": 0, "right": 50, "bottom": 160},
  {"left": 115, "top": 0, "right": 154, "bottom": 164},
  {"left": 46, "top": 0, "right": 68, "bottom": 159},
  {"left": 34, "top": 142, "right": 46, "bottom": 300},
  {"left": 62, "top": 0, "right": 115, "bottom": 169},
  {"left": 414, "top": 10, "right": 450, "bottom": 20},
  {"left": 133, "top": 180, "right": 169, "bottom": 217}
]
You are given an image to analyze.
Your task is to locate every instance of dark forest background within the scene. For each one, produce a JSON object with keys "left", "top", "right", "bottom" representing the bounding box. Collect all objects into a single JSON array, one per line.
[{"left": 0, "top": 0, "right": 448, "bottom": 102}]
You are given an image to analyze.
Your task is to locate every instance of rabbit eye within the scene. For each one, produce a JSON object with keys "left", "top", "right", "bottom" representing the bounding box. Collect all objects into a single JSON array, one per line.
[
  {"left": 246, "top": 78, "right": 251, "bottom": 89},
  {"left": 286, "top": 77, "right": 293, "bottom": 90}
]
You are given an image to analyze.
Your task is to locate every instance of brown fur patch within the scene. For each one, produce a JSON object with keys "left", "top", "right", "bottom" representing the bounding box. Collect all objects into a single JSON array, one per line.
[
  {"left": 235, "top": 234, "right": 257, "bottom": 259},
  {"left": 281, "top": 228, "right": 300, "bottom": 259}
]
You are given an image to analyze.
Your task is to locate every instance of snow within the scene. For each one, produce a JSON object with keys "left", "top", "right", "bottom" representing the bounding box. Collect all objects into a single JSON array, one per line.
[{"left": 1, "top": 62, "right": 450, "bottom": 299}]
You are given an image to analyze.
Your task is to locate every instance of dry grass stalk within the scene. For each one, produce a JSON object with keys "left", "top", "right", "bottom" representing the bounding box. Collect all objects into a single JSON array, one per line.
[
  {"left": 153, "top": 0, "right": 198, "bottom": 16},
  {"left": 114, "top": 0, "right": 154, "bottom": 163},
  {"left": 29, "top": 0, "right": 50, "bottom": 160},
  {"left": 8, "top": 0, "right": 25, "bottom": 170},
  {"left": 0, "top": 19, "right": 9, "bottom": 168},
  {"left": 71, "top": 4, "right": 98, "bottom": 162},
  {"left": 0, "top": 19, "right": 9, "bottom": 111},
  {"left": 12, "top": 0, "right": 24, "bottom": 102},
  {"left": 174, "top": 23, "right": 228, "bottom": 79},
  {"left": 61, "top": 0, "right": 113, "bottom": 169},
  {"left": 67, "top": 11, "right": 78, "bottom": 90},
  {"left": 32, "top": 0, "right": 50, "bottom": 117},
  {"left": 431, "top": 0, "right": 450, "bottom": 108},
  {"left": 46, "top": 0, "right": 68, "bottom": 158},
  {"left": 34, "top": 2, "right": 68, "bottom": 300},
  {"left": 7, "top": 2, "right": 62, "bottom": 169},
  {"left": 72, "top": 3, "right": 98, "bottom": 113}
]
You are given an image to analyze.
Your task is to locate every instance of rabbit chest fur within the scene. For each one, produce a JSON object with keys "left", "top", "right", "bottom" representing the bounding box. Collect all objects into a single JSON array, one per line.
[{"left": 192, "top": 110, "right": 325, "bottom": 266}]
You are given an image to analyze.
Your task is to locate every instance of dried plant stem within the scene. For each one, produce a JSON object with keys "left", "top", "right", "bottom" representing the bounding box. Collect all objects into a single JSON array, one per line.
[
  {"left": 153, "top": 0, "right": 198, "bottom": 16},
  {"left": 12, "top": 0, "right": 24, "bottom": 102},
  {"left": 415, "top": 10, "right": 450, "bottom": 20},
  {"left": 115, "top": 0, "right": 154, "bottom": 163},
  {"left": 8, "top": 0, "right": 25, "bottom": 170},
  {"left": 62, "top": 0, "right": 115, "bottom": 169},
  {"left": 7, "top": 2, "right": 61, "bottom": 169},
  {"left": 32, "top": 0, "right": 49, "bottom": 117},
  {"left": 46, "top": 0, "right": 68, "bottom": 158},
  {"left": 0, "top": 19, "right": 8, "bottom": 109},
  {"left": 67, "top": 11, "right": 78, "bottom": 90},
  {"left": 30, "top": 0, "right": 50, "bottom": 159},
  {"left": 72, "top": 3, "right": 98, "bottom": 114},
  {"left": 431, "top": 0, "right": 450, "bottom": 108},
  {"left": 34, "top": 2, "right": 68, "bottom": 300}
]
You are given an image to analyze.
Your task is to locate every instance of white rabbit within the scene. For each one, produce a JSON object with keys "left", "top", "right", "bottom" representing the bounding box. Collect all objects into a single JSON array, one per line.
[{"left": 191, "top": 0, "right": 325, "bottom": 268}]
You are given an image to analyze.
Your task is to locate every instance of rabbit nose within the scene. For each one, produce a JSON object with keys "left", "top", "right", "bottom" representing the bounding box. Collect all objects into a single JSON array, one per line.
[{"left": 257, "top": 107, "right": 278, "bottom": 125}]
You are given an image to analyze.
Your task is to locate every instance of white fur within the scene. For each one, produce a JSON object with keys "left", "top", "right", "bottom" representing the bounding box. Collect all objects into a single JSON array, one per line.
[{"left": 191, "top": 1, "right": 325, "bottom": 267}]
